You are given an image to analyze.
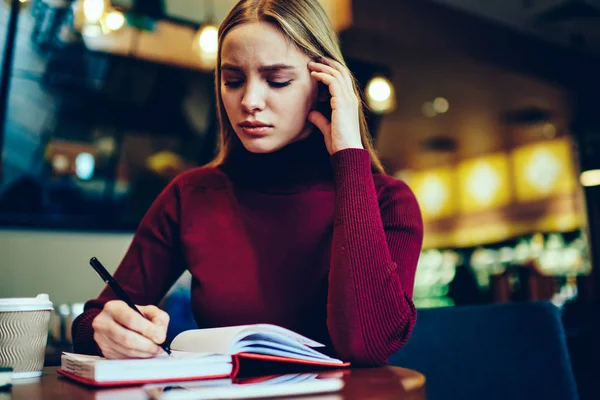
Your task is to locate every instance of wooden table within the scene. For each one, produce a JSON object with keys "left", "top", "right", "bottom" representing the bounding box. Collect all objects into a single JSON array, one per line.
[{"left": 7, "top": 366, "right": 426, "bottom": 399}]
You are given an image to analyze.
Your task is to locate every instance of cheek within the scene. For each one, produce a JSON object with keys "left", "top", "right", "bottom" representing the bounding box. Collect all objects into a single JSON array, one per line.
[
  {"left": 296, "top": 82, "right": 319, "bottom": 118},
  {"left": 275, "top": 83, "right": 316, "bottom": 116},
  {"left": 221, "top": 90, "right": 238, "bottom": 116},
  {"left": 275, "top": 93, "right": 314, "bottom": 134}
]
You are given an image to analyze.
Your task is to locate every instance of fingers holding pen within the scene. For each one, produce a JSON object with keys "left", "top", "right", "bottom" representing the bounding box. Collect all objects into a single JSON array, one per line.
[{"left": 92, "top": 300, "right": 167, "bottom": 359}]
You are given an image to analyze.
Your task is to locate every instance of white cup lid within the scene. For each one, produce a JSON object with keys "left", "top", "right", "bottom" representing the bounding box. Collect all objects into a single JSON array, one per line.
[{"left": 0, "top": 294, "right": 54, "bottom": 312}]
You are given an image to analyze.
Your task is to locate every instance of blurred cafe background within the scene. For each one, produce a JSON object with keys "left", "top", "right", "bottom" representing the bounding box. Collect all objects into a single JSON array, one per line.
[{"left": 1, "top": 0, "right": 600, "bottom": 397}]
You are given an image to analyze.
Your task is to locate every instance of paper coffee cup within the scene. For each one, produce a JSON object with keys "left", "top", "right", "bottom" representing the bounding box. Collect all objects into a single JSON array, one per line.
[{"left": 0, "top": 294, "right": 53, "bottom": 379}]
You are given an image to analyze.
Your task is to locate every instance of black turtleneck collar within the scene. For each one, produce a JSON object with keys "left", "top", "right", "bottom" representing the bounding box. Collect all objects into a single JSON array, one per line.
[{"left": 219, "top": 133, "right": 333, "bottom": 193}]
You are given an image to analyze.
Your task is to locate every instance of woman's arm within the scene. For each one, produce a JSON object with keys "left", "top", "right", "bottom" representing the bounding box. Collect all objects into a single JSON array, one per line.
[
  {"left": 72, "top": 178, "right": 186, "bottom": 355},
  {"left": 327, "top": 149, "right": 423, "bottom": 366}
]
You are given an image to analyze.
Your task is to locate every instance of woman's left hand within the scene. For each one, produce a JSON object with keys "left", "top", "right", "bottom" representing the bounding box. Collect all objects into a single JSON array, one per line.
[{"left": 307, "top": 58, "right": 364, "bottom": 155}]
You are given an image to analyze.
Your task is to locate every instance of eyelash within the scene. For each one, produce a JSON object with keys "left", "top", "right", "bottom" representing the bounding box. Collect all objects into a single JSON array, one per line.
[{"left": 223, "top": 80, "right": 292, "bottom": 89}]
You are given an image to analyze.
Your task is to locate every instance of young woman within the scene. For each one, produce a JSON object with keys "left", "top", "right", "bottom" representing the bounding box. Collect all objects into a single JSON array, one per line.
[{"left": 72, "top": 0, "right": 423, "bottom": 366}]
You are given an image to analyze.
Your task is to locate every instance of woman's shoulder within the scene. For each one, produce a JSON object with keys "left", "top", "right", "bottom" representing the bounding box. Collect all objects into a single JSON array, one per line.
[
  {"left": 372, "top": 173, "right": 418, "bottom": 204},
  {"left": 172, "top": 165, "right": 231, "bottom": 190},
  {"left": 372, "top": 173, "right": 423, "bottom": 227}
]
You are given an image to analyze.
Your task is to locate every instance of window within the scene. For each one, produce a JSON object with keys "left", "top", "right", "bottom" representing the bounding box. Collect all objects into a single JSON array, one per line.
[{"left": 0, "top": 3, "right": 217, "bottom": 230}]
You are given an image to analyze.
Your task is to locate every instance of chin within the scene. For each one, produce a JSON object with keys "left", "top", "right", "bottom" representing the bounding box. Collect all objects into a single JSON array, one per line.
[
  {"left": 242, "top": 140, "right": 287, "bottom": 154},
  {"left": 239, "top": 136, "right": 290, "bottom": 154}
]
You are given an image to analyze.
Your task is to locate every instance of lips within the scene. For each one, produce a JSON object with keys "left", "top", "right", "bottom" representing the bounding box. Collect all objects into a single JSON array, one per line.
[
  {"left": 239, "top": 121, "right": 272, "bottom": 128},
  {"left": 238, "top": 121, "right": 273, "bottom": 136}
]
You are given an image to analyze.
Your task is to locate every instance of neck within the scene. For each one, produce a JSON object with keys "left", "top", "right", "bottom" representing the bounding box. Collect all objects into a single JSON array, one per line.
[{"left": 220, "top": 133, "right": 333, "bottom": 192}]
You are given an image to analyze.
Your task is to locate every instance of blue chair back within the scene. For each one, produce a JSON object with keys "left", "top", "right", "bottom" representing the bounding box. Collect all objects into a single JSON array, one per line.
[
  {"left": 162, "top": 288, "right": 198, "bottom": 342},
  {"left": 389, "top": 302, "right": 578, "bottom": 400}
]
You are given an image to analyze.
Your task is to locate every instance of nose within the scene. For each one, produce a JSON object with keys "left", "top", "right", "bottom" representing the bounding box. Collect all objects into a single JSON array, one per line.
[{"left": 241, "top": 81, "right": 266, "bottom": 113}]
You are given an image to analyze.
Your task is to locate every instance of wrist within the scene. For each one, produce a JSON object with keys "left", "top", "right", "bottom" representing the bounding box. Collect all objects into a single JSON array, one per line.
[{"left": 331, "top": 142, "right": 364, "bottom": 154}]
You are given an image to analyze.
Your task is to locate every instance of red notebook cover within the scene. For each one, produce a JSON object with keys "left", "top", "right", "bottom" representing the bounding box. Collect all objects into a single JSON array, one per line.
[
  {"left": 231, "top": 353, "right": 351, "bottom": 377},
  {"left": 57, "top": 353, "right": 350, "bottom": 388}
]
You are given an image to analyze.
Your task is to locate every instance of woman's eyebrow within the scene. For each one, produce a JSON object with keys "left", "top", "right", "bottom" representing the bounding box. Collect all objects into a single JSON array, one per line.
[
  {"left": 258, "top": 64, "right": 297, "bottom": 73},
  {"left": 221, "top": 63, "right": 297, "bottom": 73},
  {"left": 221, "top": 64, "right": 243, "bottom": 72}
]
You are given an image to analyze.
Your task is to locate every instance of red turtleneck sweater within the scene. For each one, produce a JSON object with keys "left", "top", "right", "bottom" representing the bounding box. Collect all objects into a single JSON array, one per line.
[{"left": 72, "top": 135, "right": 423, "bottom": 366}]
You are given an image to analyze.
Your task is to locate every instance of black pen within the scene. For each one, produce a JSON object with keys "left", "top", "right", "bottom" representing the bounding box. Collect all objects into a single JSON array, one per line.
[{"left": 89, "top": 257, "right": 172, "bottom": 355}]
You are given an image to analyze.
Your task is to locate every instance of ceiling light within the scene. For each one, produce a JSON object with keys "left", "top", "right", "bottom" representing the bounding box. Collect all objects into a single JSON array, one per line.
[
  {"left": 432, "top": 97, "right": 449, "bottom": 113},
  {"left": 196, "top": 24, "right": 218, "bottom": 54},
  {"left": 52, "top": 154, "right": 69, "bottom": 173},
  {"left": 104, "top": 9, "right": 126, "bottom": 32},
  {"left": 580, "top": 169, "right": 600, "bottom": 187},
  {"left": 367, "top": 77, "right": 392, "bottom": 102},
  {"left": 75, "top": 152, "right": 95, "bottom": 181},
  {"left": 365, "top": 76, "right": 395, "bottom": 114},
  {"left": 82, "top": 0, "right": 108, "bottom": 24},
  {"left": 3, "top": 0, "right": 30, "bottom": 6}
]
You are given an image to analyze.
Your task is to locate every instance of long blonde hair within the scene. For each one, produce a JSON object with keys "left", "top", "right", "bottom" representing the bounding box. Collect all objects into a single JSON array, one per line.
[{"left": 209, "top": 0, "right": 384, "bottom": 174}]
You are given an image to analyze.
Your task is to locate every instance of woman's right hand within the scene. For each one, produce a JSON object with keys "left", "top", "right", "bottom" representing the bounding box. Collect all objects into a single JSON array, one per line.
[{"left": 92, "top": 300, "right": 170, "bottom": 359}]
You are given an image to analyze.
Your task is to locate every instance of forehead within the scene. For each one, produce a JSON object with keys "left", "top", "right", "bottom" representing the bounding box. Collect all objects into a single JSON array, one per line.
[{"left": 220, "top": 21, "right": 309, "bottom": 68}]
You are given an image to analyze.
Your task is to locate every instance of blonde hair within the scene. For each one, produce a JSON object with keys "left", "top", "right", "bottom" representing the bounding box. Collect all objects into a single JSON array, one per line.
[{"left": 209, "top": 0, "right": 384, "bottom": 174}]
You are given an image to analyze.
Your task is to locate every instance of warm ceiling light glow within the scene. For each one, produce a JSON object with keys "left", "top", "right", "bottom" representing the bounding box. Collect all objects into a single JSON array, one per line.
[
  {"left": 525, "top": 148, "right": 560, "bottom": 193},
  {"left": 193, "top": 24, "right": 219, "bottom": 70},
  {"left": 104, "top": 10, "right": 125, "bottom": 31},
  {"left": 467, "top": 161, "right": 500, "bottom": 205},
  {"left": 420, "top": 175, "right": 448, "bottom": 215},
  {"left": 83, "top": 0, "right": 106, "bottom": 24},
  {"left": 52, "top": 154, "right": 69, "bottom": 173},
  {"left": 432, "top": 97, "right": 449, "bottom": 113},
  {"left": 367, "top": 77, "right": 392, "bottom": 102},
  {"left": 580, "top": 169, "right": 600, "bottom": 187},
  {"left": 3, "top": 0, "right": 30, "bottom": 5},
  {"left": 197, "top": 25, "right": 219, "bottom": 54},
  {"left": 365, "top": 76, "right": 395, "bottom": 113}
]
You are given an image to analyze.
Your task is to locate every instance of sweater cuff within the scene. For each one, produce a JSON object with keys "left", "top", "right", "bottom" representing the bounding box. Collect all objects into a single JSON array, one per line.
[
  {"left": 330, "top": 148, "right": 372, "bottom": 182},
  {"left": 330, "top": 149, "right": 376, "bottom": 225},
  {"left": 71, "top": 308, "right": 103, "bottom": 356}
]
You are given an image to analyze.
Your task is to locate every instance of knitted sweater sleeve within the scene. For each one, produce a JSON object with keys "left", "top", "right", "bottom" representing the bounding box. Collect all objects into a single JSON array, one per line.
[
  {"left": 71, "top": 178, "right": 186, "bottom": 355},
  {"left": 327, "top": 149, "right": 423, "bottom": 366}
]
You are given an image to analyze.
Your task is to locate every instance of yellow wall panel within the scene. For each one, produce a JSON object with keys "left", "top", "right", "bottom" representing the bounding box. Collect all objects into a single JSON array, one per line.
[
  {"left": 409, "top": 167, "right": 456, "bottom": 221},
  {"left": 457, "top": 153, "right": 512, "bottom": 213},
  {"left": 512, "top": 137, "right": 576, "bottom": 202}
]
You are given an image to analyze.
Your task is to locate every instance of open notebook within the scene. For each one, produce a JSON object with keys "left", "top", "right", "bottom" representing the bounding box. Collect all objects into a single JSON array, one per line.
[{"left": 57, "top": 324, "right": 349, "bottom": 387}]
